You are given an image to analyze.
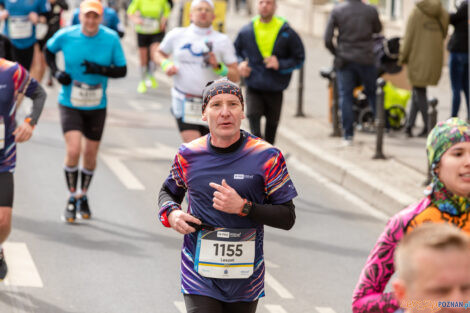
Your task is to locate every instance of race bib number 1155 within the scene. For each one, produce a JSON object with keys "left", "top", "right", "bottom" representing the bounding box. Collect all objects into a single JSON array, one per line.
[{"left": 194, "top": 228, "right": 256, "bottom": 279}]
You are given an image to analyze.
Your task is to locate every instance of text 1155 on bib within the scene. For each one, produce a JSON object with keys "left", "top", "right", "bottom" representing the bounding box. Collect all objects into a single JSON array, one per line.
[{"left": 194, "top": 228, "right": 256, "bottom": 279}]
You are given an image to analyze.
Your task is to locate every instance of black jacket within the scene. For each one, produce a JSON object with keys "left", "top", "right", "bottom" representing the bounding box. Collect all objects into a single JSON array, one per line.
[
  {"left": 324, "top": 0, "right": 382, "bottom": 65},
  {"left": 234, "top": 18, "right": 305, "bottom": 92},
  {"left": 447, "top": 0, "right": 468, "bottom": 53}
]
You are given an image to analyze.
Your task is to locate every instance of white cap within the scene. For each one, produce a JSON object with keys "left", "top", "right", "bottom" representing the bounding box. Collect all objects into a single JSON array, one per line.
[{"left": 190, "top": 0, "right": 214, "bottom": 9}]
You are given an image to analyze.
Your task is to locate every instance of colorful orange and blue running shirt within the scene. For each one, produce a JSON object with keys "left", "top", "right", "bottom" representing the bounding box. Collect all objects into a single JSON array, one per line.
[
  {"left": 0, "top": 58, "right": 37, "bottom": 173},
  {"left": 352, "top": 197, "right": 470, "bottom": 313},
  {"left": 161, "top": 130, "right": 298, "bottom": 302}
]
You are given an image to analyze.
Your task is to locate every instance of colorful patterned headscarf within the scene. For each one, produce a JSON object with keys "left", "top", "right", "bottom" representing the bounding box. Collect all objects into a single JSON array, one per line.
[
  {"left": 426, "top": 118, "right": 470, "bottom": 215},
  {"left": 202, "top": 78, "right": 244, "bottom": 113}
]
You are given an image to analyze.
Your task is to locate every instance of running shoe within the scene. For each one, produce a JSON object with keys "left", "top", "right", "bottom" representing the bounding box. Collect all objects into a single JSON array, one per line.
[
  {"left": 77, "top": 196, "right": 91, "bottom": 219},
  {"left": 146, "top": 75, "right": 158, "bottom": 89},
  {"left": 0, "top": 248, "right": 7, "bottom": 280},
  {"left": 137, "top": 80, "right": 147, "bottom": 93},
  {"left": 62, "top": 196, "right": 77, "bottom": 223}
]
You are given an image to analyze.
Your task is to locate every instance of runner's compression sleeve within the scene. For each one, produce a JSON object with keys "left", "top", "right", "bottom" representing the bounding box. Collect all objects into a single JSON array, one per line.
[
  {"left": 45, "top": 49, "right": 71, "bottom": 84},
  {"left": 248, "top": 201, "right": 295, "bottom": 230},
  {"left": 44, "top": 47, "right": 59, "bottom": 74},
  {"left": 158, "top": 184, "right": 185, "bottom": 227},
  {"left": 159, "top": 182, "right": 295, "bottom": 229},
  {"left": 81, "top": 60, "right": 127, "bottom": 78},
  {"left": 159, "top": 184, "right": 185, "bottom": 205},
  {"left": 26, "top": 84, "right": 46, "bottom": 126}
]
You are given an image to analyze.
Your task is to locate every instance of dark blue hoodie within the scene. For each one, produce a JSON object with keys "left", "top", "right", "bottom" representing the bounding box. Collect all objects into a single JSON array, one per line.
[{"left": 234, "top": 18, "right": 305, "bottom": 92}]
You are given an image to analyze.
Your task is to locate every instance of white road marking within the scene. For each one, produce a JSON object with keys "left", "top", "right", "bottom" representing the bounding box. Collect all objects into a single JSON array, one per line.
[
  {"left": 265, "top": 304, "right": 288, "bottom": 313},
  {"left": 104, "top": 143, "right": 175, "bottom": 161},
  {"left": 128, "top": 99, "right": 163, "bottom": 111},
  {"left": 3, "top": 242, "right": 43, "bottom": 288},
  {"left": 100, "top": 142, "right": 176, "bottom": 190},
  {"left": 289, "top": 156, "right": 389, "bottom": 222},
  {"left": 316, "top": 307, "right": 337, "bottom": 313},
  {"left": 174, "top": 301, "right": 186, "bottom": 313},
  {"left": 265, "top": 271, "right": 294, "bottom": 299},
  {"left": 100, "top": 153, "right": 145, "bottom": 190},
  {"left": 265, "top": 260, "right": 280, "bottom": 268}
]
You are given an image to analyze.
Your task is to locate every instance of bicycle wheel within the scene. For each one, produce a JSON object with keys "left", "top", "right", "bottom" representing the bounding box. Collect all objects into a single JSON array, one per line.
[
  {"left": 358, "top": 107, "right": 375, "bottom": 133},
  {"left": 386, "top": 105, "right": 407, "bottom": 130}
]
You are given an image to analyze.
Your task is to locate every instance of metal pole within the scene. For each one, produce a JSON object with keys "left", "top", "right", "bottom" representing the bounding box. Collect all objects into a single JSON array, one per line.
[
  {"left": 331, "top": 72, "right": 341, "bottom": 137},
  {"left": 424, "top": 97, "right": 439, "bottom": 185},
  {"left": 373, "top": 78, "right": 387, "bottom": 159},
  {"left": 295, "top": 66, "right": 305, "bottom": 117},
  {"left": 427, "top": 97, "right": 438, "bottom": 132}
]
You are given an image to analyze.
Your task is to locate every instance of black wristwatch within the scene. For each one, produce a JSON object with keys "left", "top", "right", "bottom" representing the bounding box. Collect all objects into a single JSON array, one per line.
[{"left": 239, "top": 199, "right": 252, "bottom": 217}]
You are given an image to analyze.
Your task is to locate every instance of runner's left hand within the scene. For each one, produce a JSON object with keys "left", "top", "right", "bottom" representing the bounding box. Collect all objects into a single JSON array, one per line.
[
  {"left": 81, "top": 60, "right": 102, "bottom": 74},
  {"left": 13, "top": 122, "right": 33, "bottom": 143},
  {"left": 209, "top": 179, "right": 244, "bottom": 215},
  {"left": 28, "top": 12, "right": 38, "bottom": 24},
  {"left": 160, "top": 17, "right": 167, "bottom": 31},
  {"left": 206, "top": 52, "right": 218, "bottom": 69},
  {"left": 264, "top": 55, "right": 279, "bottom": 70},
  {"left": 0, "top": 10, "right": 9, "bottom": 21}
]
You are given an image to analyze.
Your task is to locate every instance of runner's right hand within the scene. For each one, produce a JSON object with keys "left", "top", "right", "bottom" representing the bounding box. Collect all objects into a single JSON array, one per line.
[
  {"left": 13, "top": 122, "right": 33, "bottom": 143},
  {"left": 168, "top": 210, "right": 201, "bottom": 235},
  {"left": 54, "top": 71, "right": 71, "bottom": 85},
  {"left": 0, "top": 10, "right": 9, "bottom": 21},
  {"left": 238, "top": 61, "right": 251, "bottom": 78},
  {"left": 160, "top": 17, "right": 167, "bottom": 31},
  {"left": 130, "top": 13, "right": 143, "bottom": 25},
  {"left": 164, "top": 65, "right": 178, "bottom": 76},
  {"left": 28, "top": 12, "right": 39, "bottom": 24}
]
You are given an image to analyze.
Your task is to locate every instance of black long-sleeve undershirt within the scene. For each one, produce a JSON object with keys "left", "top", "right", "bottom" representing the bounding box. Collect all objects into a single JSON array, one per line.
[
  {"left": 158, "top": 132, "right": 296, "bottom": 230},
  {"left": 45, "top": 47, "right": 127, "bottom": 78},
  {"left": 97, "top": 64, "right": 127, "bottom": 78},
  {"left": 158, "top": 184, "right": 295, "bottom": 230}
]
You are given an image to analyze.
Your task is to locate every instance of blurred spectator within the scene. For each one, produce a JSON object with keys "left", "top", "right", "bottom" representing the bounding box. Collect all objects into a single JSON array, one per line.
[
  {"left": 324, "top": 0, "right": 382, "bottom": 146},
  {"left": 400, "top": 0, "right": 449, "bottom": 138},
  {"left": 448, "top": 0, "right": 468, "bottom": 120}
]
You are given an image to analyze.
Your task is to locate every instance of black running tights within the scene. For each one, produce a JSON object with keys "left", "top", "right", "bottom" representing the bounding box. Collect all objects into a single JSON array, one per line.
[{"left": 183, "top": 294, "right": 258, "bottom": 313}]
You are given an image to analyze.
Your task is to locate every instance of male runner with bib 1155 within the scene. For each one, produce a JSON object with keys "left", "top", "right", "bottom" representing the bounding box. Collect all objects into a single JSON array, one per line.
[
  {"left": 154, "top": 0, "right": 239, "bottom": 144},
  {"left": 158, "top": 79, "right": 297, "bottom": 313},
  {"left": 44, "top": 0, "right": 126, "bottom": 223}
]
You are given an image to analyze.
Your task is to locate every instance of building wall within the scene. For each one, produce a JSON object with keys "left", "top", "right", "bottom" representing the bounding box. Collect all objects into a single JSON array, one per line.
[{"left": 271, "top": 0, "right": 459, "bottom": 38}]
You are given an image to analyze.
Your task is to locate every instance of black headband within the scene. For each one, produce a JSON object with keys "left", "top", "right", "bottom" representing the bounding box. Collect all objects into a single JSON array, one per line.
[{"left": 202, "top": 78, "right": 244, "bottom": 113}]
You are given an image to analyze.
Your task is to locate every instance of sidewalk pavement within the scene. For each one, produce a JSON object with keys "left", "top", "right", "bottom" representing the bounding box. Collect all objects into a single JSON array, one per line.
[{"left": 224, "top": 7, "right": 461, "bottom": 216}]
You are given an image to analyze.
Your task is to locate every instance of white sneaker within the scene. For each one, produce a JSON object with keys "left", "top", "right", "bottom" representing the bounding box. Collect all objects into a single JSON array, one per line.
[{"left": 340, "top": 138, "right": 353, "bottom": 147}]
